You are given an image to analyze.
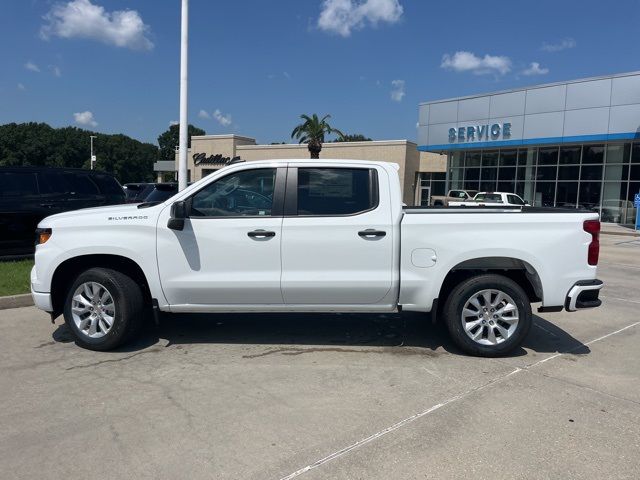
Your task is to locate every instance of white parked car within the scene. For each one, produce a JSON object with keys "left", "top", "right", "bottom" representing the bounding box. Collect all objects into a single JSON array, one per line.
[
  {"left": 31, "top": 160, "right": 603, "bottom": 357},
  {"left": 449, "top": 191, "right": 529, "bottom": 207}
]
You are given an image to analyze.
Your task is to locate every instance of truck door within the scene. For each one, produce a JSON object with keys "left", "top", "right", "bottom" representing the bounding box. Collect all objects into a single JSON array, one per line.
[
  {"left": 156, "top": 167, "right": 285, "bottom": 306},
  {"left": 280, "top": 165, "right": 394, "bottom": 305}
]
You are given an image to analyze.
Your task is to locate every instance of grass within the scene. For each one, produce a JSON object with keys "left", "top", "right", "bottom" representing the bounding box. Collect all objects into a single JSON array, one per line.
[{"left": 0, "top": 259, "right": 34, "bottom": 296}]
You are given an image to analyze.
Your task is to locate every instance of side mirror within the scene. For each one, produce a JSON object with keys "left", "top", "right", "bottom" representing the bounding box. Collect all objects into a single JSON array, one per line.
[{"left": 167, "top": 200, "right": 187, "bottom": 231}]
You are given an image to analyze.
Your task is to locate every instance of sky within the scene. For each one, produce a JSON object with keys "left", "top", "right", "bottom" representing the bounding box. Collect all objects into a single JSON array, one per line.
[{"left": 1, "top": 0, "right": 640, "bottom": 148}]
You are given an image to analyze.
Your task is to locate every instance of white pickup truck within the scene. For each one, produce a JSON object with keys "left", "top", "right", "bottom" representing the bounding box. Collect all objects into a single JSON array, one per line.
[
  {"left": 449, "top": 191, "right": 529, "bottom": 207},
  {"left": 31, "top": 160, "right": 603, "bottom": 357}
]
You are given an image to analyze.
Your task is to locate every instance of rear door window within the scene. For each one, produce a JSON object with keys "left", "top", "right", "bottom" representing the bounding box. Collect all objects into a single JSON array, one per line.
[
  {"left": 507, "top": 194, "right": 525, "bottom": 205},
  {"left": 0, "top": 172, "right": 39, "bottom": 197},
  {"left": 296, "top": 168, "right": 377, "bottom": 216}
]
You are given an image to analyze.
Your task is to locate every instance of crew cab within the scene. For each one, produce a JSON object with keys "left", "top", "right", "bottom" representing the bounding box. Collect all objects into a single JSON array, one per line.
[
  {"left": 449, "top": 191, "right": 529, "bottom": 207},
  {"left": 30, "top": 160, "right": 603, "bottom": 357}
]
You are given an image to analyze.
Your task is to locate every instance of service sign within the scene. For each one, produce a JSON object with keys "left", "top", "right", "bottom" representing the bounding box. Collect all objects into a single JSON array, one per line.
[{"left": 448, "top": 122, "right": 512, "bottom": 143}]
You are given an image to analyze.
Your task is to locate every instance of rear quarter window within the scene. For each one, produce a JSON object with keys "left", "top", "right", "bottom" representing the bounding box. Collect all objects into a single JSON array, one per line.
[{"left": 0, "top": 172, "right": 39, "bottom": 197}]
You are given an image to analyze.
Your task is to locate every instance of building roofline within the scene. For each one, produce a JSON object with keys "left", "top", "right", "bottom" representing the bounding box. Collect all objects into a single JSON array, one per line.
[
  {"left": 419, "top": 70, "right": 640, "bottom": 106},
  {"left": 191, "top": 134, "right": 256, "bottom": 142},
  {"left": 237, "top": 139, "right": 416, "bottom": 150}
]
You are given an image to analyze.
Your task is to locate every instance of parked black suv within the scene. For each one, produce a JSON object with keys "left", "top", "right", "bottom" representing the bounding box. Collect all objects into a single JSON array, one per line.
[{"left": 0, "top": 166, "right": 125, "bottom": 256}]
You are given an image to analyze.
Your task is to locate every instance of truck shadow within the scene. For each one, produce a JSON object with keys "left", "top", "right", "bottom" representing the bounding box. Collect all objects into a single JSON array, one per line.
[{"left": 74, "top": 311, "right": 590, "bottom": 358}]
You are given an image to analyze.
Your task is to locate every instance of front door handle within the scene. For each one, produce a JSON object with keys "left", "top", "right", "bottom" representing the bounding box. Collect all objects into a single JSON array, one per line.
[
  {"left": 248, "top": 229, "right": 276, "bottom": 238},
  {"left": 358, "top": 229, "right": 386, "bottom": 238}
]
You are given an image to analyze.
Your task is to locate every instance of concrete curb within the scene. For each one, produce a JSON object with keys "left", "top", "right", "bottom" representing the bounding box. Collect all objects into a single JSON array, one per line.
[
  {"left": 0, "top": 294, "right": 34, "bottom": 310},
  {"left": 601, "top": 230, "right": 640, "bottom": 238}
]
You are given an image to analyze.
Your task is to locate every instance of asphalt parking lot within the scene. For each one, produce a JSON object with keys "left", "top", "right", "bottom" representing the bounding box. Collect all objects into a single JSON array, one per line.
[{"left": 1, "top": 235, "right": 639, "bottom": 480}]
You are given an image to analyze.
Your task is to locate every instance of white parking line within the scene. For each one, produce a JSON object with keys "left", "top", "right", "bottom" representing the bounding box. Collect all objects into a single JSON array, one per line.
[{"left": 278, "top": 320, "right": 640, "bottom": 480}]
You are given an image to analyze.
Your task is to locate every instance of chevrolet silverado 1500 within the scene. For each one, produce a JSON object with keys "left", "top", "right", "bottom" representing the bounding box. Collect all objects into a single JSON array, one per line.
[{"left": 31, "top": 160, "right": 603, "bottom": 356}]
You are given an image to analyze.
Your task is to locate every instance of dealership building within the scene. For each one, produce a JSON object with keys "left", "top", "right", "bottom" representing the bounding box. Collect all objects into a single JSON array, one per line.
[{"left": 418, "top": 71, "right": 640, "bottom": 225}]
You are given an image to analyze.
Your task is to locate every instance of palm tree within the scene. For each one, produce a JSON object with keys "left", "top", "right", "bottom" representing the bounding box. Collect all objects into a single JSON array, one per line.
[{"left": 291, "top": 114, "right": 343, "bottom": 159}]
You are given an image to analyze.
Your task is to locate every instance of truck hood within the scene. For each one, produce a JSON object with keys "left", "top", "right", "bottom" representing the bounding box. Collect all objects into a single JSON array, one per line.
[{"left": 38, "top": 203, "right": 164, "bottom": 227}]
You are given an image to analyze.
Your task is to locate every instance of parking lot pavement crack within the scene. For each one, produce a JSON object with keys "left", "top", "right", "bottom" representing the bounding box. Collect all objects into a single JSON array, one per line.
[
  {"left": 64, "top": 348, "right": 163, "bottom": 371},
  {"left": 277, "top": 320, "right": 640, "bottom": 480}
]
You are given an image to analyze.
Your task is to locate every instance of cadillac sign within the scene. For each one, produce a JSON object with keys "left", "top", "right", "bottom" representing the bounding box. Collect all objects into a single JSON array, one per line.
[
  {"left": 193, "top": 153, "right": 241, "bottom": 166},
  {"left": 449, "top": 122, "right": 512, "bottom": 143}
]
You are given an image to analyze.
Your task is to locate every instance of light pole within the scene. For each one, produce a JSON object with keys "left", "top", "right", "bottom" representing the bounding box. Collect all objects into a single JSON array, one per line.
[
  {"left": 177, "top": 0, "right": 189, "bottom": 191},
  {"left": 90, "top": 135, "right": 97, "bottom": 170}
]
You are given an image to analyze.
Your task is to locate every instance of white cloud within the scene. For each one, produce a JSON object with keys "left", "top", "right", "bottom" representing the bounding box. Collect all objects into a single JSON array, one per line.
[
  {"left": 73, "top": 110, "right": 98, "bottom": 127},
  {"left": 541, "top": 38, "right": 576, "bottom": 52},
  {"left": 283, "top": 71, "right": 291, "bottom": 79},
  {"left": 318, "top": 0, "right": 403, "bottom": 37},
  {"left": 50, "top": 65, "right": 62, "bottom": 77},
  {"left": 169, "top": 120, "right": 179, "bottom": 126},
  {"left": 441, "top": 51, "right": 511, "bottom": 75},
  {"left": 198, "top": 109, "right": 211, "bottom": 119},
  {"left": 390, "top": 79, "right": 405, "bottom": 102},
  {"left": 41, "top": 0, "right": 154, "bottom": 51},
  {"left": 17, "top": 83, "right": 26, "bottom": 91},
  {"left": 25, "top": 61, "right": 40, "bottom": 72},
  {"left": 522, "top": 62, "right": 549, "bottom": 76},
  {"left": 212, "top": 109, "right": 232, "bottom": 127}
]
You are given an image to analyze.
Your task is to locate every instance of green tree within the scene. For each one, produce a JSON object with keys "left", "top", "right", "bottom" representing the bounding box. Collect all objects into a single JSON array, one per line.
[
  {"left": 0, "top": 122, "right": 158, "bottom": 183},
  {"left": 291, "top": 114, "right": 343, "bottom": 159},
  {"left": 333, "top": 134, "right": 372, "bottom": 142},
  {"left": 157, "top": 124, "right": 205, "bottom": 160}
]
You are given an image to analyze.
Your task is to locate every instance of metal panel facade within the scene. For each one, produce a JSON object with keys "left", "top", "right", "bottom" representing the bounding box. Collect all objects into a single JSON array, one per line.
[{"left": 418, "top": 71, "right": 640, "bottom": 151}]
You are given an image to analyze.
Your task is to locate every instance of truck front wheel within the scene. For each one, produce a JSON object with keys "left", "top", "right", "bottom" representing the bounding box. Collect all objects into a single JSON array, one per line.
[
  {"left": 63, "top": 268, "right": 144, "bottom": 351},
  {"left": 443, "top": 274, "right": 532, "bottom": 357}
]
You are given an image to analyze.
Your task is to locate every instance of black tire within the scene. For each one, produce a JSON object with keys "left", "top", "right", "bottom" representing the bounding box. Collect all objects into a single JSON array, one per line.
[
  {"left": 63, "top": 268, "right": 144, "bottom": 351},
  {"left": 442, "top": 274, "right": 532, "bottom": 357}
]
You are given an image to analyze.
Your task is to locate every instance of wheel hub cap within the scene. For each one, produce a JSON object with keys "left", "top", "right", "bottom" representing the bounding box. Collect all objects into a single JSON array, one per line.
[
  {"left": 71, "top": 282, "right": 115, "bottom": 339},
  {"left": 461, "top": 289, "right": 519, "bottom": 346}
]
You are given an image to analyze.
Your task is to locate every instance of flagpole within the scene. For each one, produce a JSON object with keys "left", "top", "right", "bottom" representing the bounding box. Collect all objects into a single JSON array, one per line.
[{"left": 178, "top": 0, "right": 189, "bottom": 191}]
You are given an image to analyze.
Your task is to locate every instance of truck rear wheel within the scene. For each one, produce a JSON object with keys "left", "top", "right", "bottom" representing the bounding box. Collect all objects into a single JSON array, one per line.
[
  {"left": 442, "top": 274, "right": 532, "bottom": 357},
  {"left": 63, "top": 268, "right": 144, "bottom": 351}
]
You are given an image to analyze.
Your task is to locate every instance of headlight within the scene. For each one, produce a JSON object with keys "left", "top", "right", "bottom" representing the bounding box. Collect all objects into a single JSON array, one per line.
[{"left": 35, "top": 228, "right": 52, "bottom": 246}]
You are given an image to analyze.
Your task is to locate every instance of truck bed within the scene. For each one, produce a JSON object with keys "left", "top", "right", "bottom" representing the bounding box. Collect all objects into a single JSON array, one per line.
[{"left": 403, "top": 206, "right": 593, "bottom": 214}]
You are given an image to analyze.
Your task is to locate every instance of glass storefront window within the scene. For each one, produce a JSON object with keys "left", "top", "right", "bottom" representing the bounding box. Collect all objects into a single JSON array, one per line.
[
  {"left": 606, "top": 144, "right": 630, "bottom": 163},
  {"left": 441, "top": 143, "right": 638, "bottom": 224},
  {"left": 536, "top": 165, "right": 557, "bottom": 181},
  {"left": 538, "top": 147, "right": 559, "bottom": 166},
  {"left": 535, "top": 182, "right": 555, "bottom": 207},
  {"left": 497, "top": 181, "right": 515, "bottom": 193},
  {"left": 633, "top": 144, "right": 640, "bottom": 163},
  {"left": 480, "top": 167, "right": 497, "bottom": 182},
  {"left": 555, "top": 182, "right": 578, "bottom": 207},
  {"left": 601, "top": 182, "right": 629, "bottom": 223},
  {"left": 499, "top": 167, "right": 516, "bottom": 180},
  {"left": 604, "top": 164, "right": 629, "bottom": 182},
  {"left": 582, "top": 145, "right": 604, "bottom": 164},
  {"left": 580, "top": 165, "right": 603, "bottom": 181},
  {"left": 558, "top": 165, "right": 580, "bottom": 180},
  {"left": 465, "top": 152, "right": 481, "bottom": 167},
  {"left": 579, "top": 182, "right": 602, "bottom": 211},
  {"left": 465, "top": 168, "right": 480, "bottom": 181},
  {"left": 559, "top": 146, "right": 581, "bottom": 165},
  {"left": 499, "top": 150, "right": 517, "bottom": 166},
  {"left": 481, "top": 151, "right": 499, "bottom": 167}
]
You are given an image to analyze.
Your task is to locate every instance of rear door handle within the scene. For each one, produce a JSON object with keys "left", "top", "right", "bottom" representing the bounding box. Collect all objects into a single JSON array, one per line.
[
  {"left": 358, "top": 229, "right": 386, "bottom": 238},
  {"left": 248, "top": 229, "right": 276, "bottom": 238}
]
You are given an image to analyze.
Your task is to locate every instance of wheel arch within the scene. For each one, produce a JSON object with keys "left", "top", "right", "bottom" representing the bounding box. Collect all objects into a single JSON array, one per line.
[
  {"left": 434, "top": 256, "right": 543, "bottom": 317},
  {"left": 50, "top": 254, "right": 152, "bottom": 319}
]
